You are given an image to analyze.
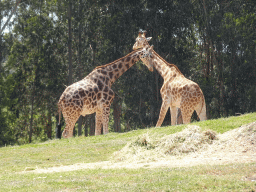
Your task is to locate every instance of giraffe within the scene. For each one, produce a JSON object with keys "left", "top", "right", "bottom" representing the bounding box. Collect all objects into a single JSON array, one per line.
[
  {"left": 132, "top": 29, "right": 152, "bottom": 50},
  {"left": 133, "top": 32, "right": 207, "bottom": 127},
  {"left": 58, "top": 46, "right": 153, "bottom": 138}
]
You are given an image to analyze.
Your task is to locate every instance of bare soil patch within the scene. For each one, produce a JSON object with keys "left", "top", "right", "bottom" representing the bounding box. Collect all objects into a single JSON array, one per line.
[{"left": 27, "top": 122, "right": 256, "bottom": 174}]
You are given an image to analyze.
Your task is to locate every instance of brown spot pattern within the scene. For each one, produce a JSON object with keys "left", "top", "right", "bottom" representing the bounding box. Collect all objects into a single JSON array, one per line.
[
  {"left": 109, "top": 72, "right": 113, "bottom": 79},
  {"left": 98, "top": 80, "right": 104, "bottom": 91}
]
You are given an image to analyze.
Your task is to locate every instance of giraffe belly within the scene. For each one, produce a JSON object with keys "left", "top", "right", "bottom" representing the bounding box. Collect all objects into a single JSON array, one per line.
[
  {"left": 81, "top": 105, "right": 96, "bottom": 116},
  {"left": 171, "top": 96, "right": 181, "bottom": 107}
]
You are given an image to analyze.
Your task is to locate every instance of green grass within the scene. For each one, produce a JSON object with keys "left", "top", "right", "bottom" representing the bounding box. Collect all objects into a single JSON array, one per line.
[
  {"left": 0, "top": 112, "right": 256, "bottom": 191},
  {"left": 1, "top": 164, "right": 256, "bottom": 191},
  {"left": 194, "top": 113, "right": 256, "bottom": 133}
]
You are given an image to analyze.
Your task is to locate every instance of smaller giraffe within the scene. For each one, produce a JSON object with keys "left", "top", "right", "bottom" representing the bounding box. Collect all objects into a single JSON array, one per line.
[
  {"left": 58, "top": 46, "right": 153, "bottom": 138},
  {"left": 133, "top": 29, "right": 152, "bottom": 50},
  {"left": 134, "top": 32, "right": 207, "bottom": 127}
]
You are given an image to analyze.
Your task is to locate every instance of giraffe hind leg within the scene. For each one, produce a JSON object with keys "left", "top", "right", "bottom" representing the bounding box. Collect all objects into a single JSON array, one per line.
[
  {"left": 102, "top": 106, "right": 111, "bottom": 134},
  {"left": 95, "top": 109, "right": 103, "bottom": 136},
  {"left": 195, "top": 99, "right": 207, "bottom": 121},
  {"left": 170, "top": 106, "right": 177, "bottom": 126},
  {"left": 101, "top": 92, "right": 114, "bottom": 134},
  {"left": 95, "top": 106, "right": 112, "bottom": 135},
  {"left": 180, "top": 104, "right": 194, "bottom": 124}
]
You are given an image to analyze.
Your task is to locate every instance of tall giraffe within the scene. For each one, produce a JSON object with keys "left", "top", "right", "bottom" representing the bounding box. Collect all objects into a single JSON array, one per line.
[
  {"left": 58, "top": 46, "right": 153, "bottom": 138},
  {"left": 133, "top": 32, "right": 207, "bottom": 126}
]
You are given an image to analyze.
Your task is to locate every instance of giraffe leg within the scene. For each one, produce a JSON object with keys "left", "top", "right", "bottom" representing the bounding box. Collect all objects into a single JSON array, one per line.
[
  {"left": 102, "top": 106, "right": 110, "bottom": 134},
  {"left": 156, "top": 100, "right": 170, "bottom": 127},
  {"left": 195, "top": 98, "right": 207, "bottom": 121},
  {"left": 62, "top": 120, "right": 75, "bottom": 138},
  {"left": 95, "top": 109, "right": 103, "bottom": 135},
  {"left": 170, "top": 106, "right": 177, "bottom": 126},
  {"left": 62, "top": 113, "right": 80, "bottom": 138},
  {"left": 176, "top": 108, "right": 183, "bottom": 125},
  {"left": 180, "top": 104, "right": 194, "bottom": 124}
]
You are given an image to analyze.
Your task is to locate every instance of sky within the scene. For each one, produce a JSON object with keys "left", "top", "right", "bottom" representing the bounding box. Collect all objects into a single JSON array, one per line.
[{"left": 1, "top": 16, "right": 14, "bottom": 34}]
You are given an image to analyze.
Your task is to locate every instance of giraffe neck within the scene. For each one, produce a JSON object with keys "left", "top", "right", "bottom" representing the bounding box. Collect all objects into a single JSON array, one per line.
[
  {"left": 89, "top": 48, "right": 143, "bottom": 87},
  {"left": 152, "top": 50, "right": 183, "bottom": 80}
]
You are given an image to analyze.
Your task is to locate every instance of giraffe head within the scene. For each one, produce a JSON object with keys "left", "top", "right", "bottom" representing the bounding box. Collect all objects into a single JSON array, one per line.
[
  {"left": 133, "top": 29, "right": 152, "bottom": 50},
  {"left": 140, "top": 45, "right": 154, "bottom": 72}
]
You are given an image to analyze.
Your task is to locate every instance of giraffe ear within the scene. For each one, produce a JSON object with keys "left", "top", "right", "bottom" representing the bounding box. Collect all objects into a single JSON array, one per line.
[
  {"left": 150, "top": 45, "right": 154, "bottom": 50},
  {"left": 146, "top": 37, "right": 152, "bottom": 41},
  {"left": 144, "top": 45, "right": 150, "bottom": 49},
  {"left": 138, "top": 29, "right": 143, "bottom": 37}
]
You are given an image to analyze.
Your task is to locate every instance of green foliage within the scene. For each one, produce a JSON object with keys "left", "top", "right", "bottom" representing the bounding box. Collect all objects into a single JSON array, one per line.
[
  {"left": 0, "top": 0, "right": 255, "bottom": 145},
  {"left": 0, "top": 74, "right": 18, "bottom": 146}
]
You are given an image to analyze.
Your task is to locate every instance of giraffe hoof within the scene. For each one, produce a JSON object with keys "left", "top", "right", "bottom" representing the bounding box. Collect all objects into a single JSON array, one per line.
[{"left": 62, "top": 130, "right": 69, "bottom": 138}]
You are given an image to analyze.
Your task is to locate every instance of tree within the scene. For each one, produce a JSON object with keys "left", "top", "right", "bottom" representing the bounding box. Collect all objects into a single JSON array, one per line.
[{"left": 0, "top": 0, "right": 255, "bottom": 145}]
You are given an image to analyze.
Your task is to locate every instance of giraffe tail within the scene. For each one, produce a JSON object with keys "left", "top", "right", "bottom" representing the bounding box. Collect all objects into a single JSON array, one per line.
[
  {"left": 198, "top": 96, "right": 207, "bottom": 121},
  {"left": 58, "top": 101, "right": 62, "bottom": 125}
]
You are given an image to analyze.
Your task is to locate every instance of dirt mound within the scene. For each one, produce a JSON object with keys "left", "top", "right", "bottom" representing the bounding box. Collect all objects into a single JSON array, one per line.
[
  {"left": 112, "top": 122, "right": 256, "bottom": 164},
  {"left": 26, "top": 122, "right": 256, "bottom": 173},
  {"left": 112, "top": 125, "right": 218, "bottom": 162},
  {"left": 205, "top": 121, "right": 256, "bottom": 155}
]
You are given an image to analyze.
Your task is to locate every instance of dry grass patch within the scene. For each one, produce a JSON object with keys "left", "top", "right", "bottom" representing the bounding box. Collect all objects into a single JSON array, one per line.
[
  {"left": 112, "top": 125, "right": 218, "bottom": 162},
  {"left": 24, "top": 122, "right": 256, "bottom": 173},
  {"left": 158, "top": 126, "right": 217, "bottom": 155},
  {"left": 112, "top": 122, "right": 256, "bottom": 167}
]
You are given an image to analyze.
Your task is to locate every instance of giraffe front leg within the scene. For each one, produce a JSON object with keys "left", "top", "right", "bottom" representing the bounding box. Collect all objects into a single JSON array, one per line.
[
  {"left": 95, "top": 109, "right": 103, "bottom": 135},
  {"left": 102, "top": 106, "right": 110, "bottom": 134},
  {"left": 170, "top": 106, "right": 177, "bottom": 126},
  {"left": 62, "top": 121, "right": 75, "bottom": 138},
  {"left": 62, "top": 108, "right": 81, "bottom": 138},
  {"left": 62, "top": 115, "right": 80, "bottom": 138},
  {"left": 156, "top": 100, "right": 170, "bottom": 127}
]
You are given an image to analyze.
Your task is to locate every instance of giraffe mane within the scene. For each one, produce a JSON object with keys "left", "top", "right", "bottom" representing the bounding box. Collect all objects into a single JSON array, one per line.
[
  {"left": 152, "top": 50, "right": 183, "bottom": 75},
  {"left": 95, "top": 48, "right": 143, "bottom": 69}
]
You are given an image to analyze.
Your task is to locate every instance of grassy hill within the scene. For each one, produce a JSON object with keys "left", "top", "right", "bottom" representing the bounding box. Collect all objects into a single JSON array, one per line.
[{"left": 0, "top": 113, "right": 255, "bottom": 191}]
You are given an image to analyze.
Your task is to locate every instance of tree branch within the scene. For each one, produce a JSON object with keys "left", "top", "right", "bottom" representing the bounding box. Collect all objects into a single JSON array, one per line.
[{"left": 0, "top": 0, "right": 22, "bottom": 34}]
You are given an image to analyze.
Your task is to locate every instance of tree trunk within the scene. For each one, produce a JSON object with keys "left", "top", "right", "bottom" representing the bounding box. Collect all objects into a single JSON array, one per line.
[
  {"left": 205, "top": 37, "right": 210, "bottom": 81},
  {"left": 68, "top": 1, "right": 74, "bottom": 136},
  {"left": 29, "top": 93, "right": 34, "bottom": 143},
  {"left": 0, "top": 13, "right": 2, "bottom": 73},
  {"left": 230, "top": 42, "right": 237, "bottom": 115},
  {"left": 218, "top": 48, "right": 225, "bottom": 116},
  {"left": 155, "top": 71, "right": 159, "bottom": 103},
  {"left": 55, "top": 115, "right": 61, "bottom": 139},
  {"left": 89, "top": 114, "right": 95, "bottom": 136},
  {"left": 84, "top": 116, "right": 88, "bottom": 137},
  {"left": 77, "top": 117, "right": 82, "bottom": 136},
  {"left": 77, "top": 0, "right": 83, "bottom": 136},
  {"left": 113, "top": 96, "right": 121, "bottom": 132},
  {"left": 46, "top": 110, "right": 52, "bottom": 139},
  {"left": 154, "top": 70, "right": 159, "bottom": 126},
  {"left": 0, "top": 35, "right": 2, "bottom": 73},
  {"left": 138, "top": 93, "right": 143, "bottom": 126},
  {"left": 68, "top": 1, "right": 72, "bottom": 86}
]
